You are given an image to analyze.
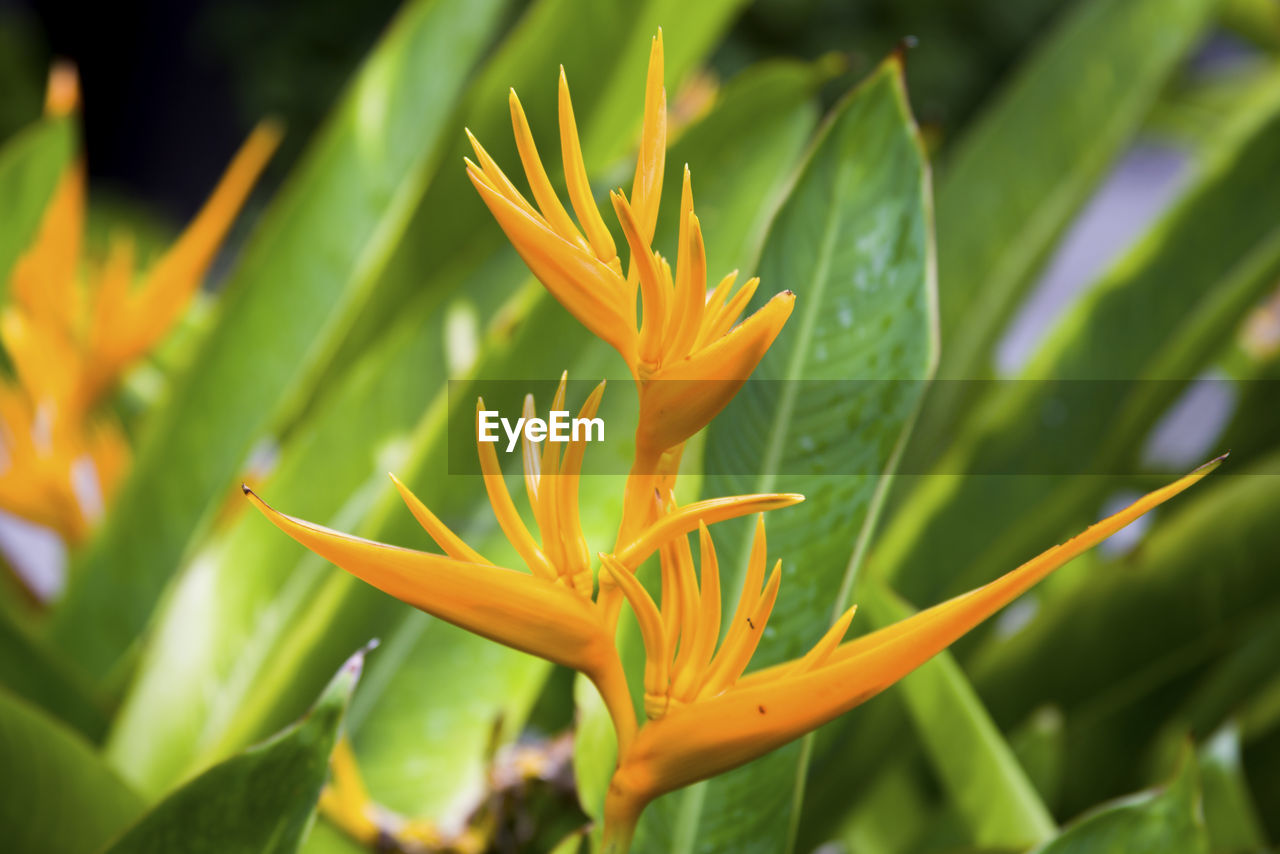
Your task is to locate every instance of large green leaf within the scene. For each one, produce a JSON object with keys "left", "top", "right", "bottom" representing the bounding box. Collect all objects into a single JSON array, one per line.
[
  {"left": 0, "top": 115, "right": 73, "bottom": 299},
  {"left": 1031, "top": 747, "right": 1207, "bottom": 854},
  {"left": 876, "top": 72, "right": 1280, "bottom": 606},
  {"left": 859, "top": 581, "right": 1056, "bottom": 849},
  {"left": 49, "top": 0, "right": 508, "bottom": 678},
  {"left": 0, "top": 687, "right": 144, "bottom": 854},
  {"left": 102, "top": 647, "right": 363, "bottom": 854},
  {"left": 625, "top": 57, "right": 937, "bottom": 854},
  {"left": 909, "top": 0, "right": 1216, "bottom": 461}
]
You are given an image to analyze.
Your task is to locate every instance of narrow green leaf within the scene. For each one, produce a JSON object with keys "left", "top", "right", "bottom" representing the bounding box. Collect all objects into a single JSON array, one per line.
[
  {"left": 632, "top": 57, "right": 937, "bottom": 854},
  {"left": 0, "top": 687, "right": 144, "bottom": 854},
  {"left": 860, "top": 580, "right": 1057, "bottom": 849},
  {"left": 1031, "top": 746, "right": 1208, "bottom": 854},
  {"left": 50, "top": 0, "right": 508, "bottom": 678},
  {"left": 0, "top": 115, "right": 73, "bottom": 302},
  {"left": 1008, "top": 706, "right": 1068, "bottom": 813},
  {"left": 0, "top": 604, "right": 108, "bottom": 739},
  {"left": 913, "top": 0, "right": 1216, "bottom": 459},
  {"left": 102, "top": 647, "right": 364, "bottom": 854},
  {"left": 1199, "top": 724, "right": 1269, "bottom": 852}
]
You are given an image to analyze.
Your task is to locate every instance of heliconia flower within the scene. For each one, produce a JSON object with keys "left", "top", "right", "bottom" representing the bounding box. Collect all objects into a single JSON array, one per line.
[
  {"left": 247, "top": 374, "right": 803, "bottom": 752},
  {"left": 0, "top": 63, "right": 279, "bottom": 548},
  {"left": 463, "top": 30, "right": 794, "bottom": 464},
  {"left": 597, "top": 458, "right": 1223, "bottom": 851}
]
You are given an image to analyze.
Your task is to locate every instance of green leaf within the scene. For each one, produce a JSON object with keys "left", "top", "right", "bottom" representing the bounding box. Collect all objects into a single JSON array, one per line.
[
  {"left": 911, "top": 0, "right": 1216, "bottom": 459},
  {"left": 1008, "top": 706, "right": 1068, "bottom": 813},
  {"left": 628, "top": 56, "right": 937, "bottom": 854},
  {"left": 105, "top": 309, "right": 446, "bottom": 796},
  {"left": 49, "top": 0, "right": 508, "bottom": 679},
  {"left": 1031, "top": 746, "right": 1208, "bottom": 854},
  {"left": 877, "top": 72, "right": 1280, "bottom": 606},
  {"left": 1199, "top": 724, "right": 1269, "bottom": 852},
  {"left": 102, "top": 647, "right": 364, "bottom": 854},
  {"left": 0, "top": 115, "right": 73, "bottom": 301},
  {"left": 859, "top": 580, "right": 1057, "bottom": 849},
  {"left": 0, "top": 604, "right": 108, "bottom": 739},
  {"left": 827, "top": 758, "right": 936, "bottom": 854},
  {"left": 0, "top": 687, "right": 144, "bottom": 854}
]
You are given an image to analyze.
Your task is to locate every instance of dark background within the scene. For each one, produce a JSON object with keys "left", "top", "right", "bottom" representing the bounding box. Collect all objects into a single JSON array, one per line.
[{"left": 0, "top": 0, "right": 1074, "bottom": 226}]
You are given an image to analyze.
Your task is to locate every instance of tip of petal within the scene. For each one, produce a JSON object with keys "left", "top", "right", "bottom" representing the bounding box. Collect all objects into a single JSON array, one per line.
[
  {"left": 241, "top": 483, "right": 253, "bottom": 496},
  {"left": 1196, "top": 451, "right": 1229, "bottom": 474},
  {"left": 45, "top": 60, "right": 80, "bottom": 116}
]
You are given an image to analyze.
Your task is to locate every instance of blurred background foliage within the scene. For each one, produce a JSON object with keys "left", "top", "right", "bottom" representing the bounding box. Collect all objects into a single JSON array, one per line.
[{"left": 1, "top": 0, "right": 1279, "bottom": 852}]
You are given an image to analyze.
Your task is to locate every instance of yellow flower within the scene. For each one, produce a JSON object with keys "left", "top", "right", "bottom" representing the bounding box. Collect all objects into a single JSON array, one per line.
[
  {"left": 247, "top": 373, "right": 802, "bottom": 752},
  {"left": 597, "top": 457, "right": 1222, "bottom": 850},
  {"left": 0, "top": 63, "right": 279, "bottom": 547},
  {"left": 463, "top": 31, "right": 794, "bottom": 470}
]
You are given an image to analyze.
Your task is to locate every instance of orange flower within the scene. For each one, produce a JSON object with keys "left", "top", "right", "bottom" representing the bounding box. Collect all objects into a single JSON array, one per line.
[
  {"left": 248, "top": 374, "right": 802, "bottom": 753},
  {"left": 464, "top": 31, "right": 793, "bottom": 471},
  {"left": 598, "top": 458, "right": 1222, "bottom": 850},
  {"left": 0, "top": 63, "right": 278, "bottom": 548}
]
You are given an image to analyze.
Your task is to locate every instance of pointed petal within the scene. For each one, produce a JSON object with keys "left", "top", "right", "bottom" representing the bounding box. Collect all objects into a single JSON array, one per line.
[
  {"left": 44, "top": 61, "right": 80, "bottom": 117},
  {"left": 667, "top": 209, "right": 706, "bottom": 362},
  {"left": 558, "top": 67, "right": 617, "bottom": 265},
  {"left": 612, "top": 190, "right": 667, "bottom": 367},
  {"left": 672, "top": 522, "right": 720, "bottom": 701},
  {"left": 556, "top": 379, "right": 605, "bottom": 594},
  {"left": 640, "top": 290, "right": 795, "bottom": 451},
  {"left": 11, "top": 165, "right": 85, "bottom": 334},
  {"left": 705, "top": 277, "right": 760, "bottom": 342},
  {"left": 465, "top": 129, "right": 540, "bottom": 218},
  {"left": 475, "top": 398, "right": 557, "bottom": 581},
  {"left": 468, "top": 171, "right": 636, "bottom": 360},
  {"left": 790, "top": 605, "right": 857, "bottom": 677},
  {"left": 509, "top": 88, "right": 587, "bottom": 249},
  {"left": 130, "top": 121, "right": 280, "bottom": 361},
  {"left": 629, "top": 31, "right": 667, "bottom": 244},
  {"left": 245, "top": 488, "right": 604, "bottom": 669},
  {"left": 614, "top": 492, "right": 804, "bottom": 570},
  {"left": 537, "top": 376, "right": 568, "bottom": 573},
  {"left": 390, "top": 474, "right": 491, "bottom": 565},
  {"left": 696, "top": 560, "right": 782, "bottom": 700},
  {"left": 668, "top": 530, "right": 702, "bottom": 686},
  {"left": 700, "top": 515, "right": 768, "bottom": 693},
  {"left": 520, "top": 393, "right": 542, "bottom": 508},
  {"left": 601, "top": 554, "right": 669, "bottom": 718}
]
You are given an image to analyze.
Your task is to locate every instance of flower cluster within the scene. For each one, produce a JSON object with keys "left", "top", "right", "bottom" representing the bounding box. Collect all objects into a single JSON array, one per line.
[
  {"left": 248, "top": 32, "right": 1217, "bottom": 852},
  {"left": 0, "top": 64, "right": 278, "bottom": 553}
]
